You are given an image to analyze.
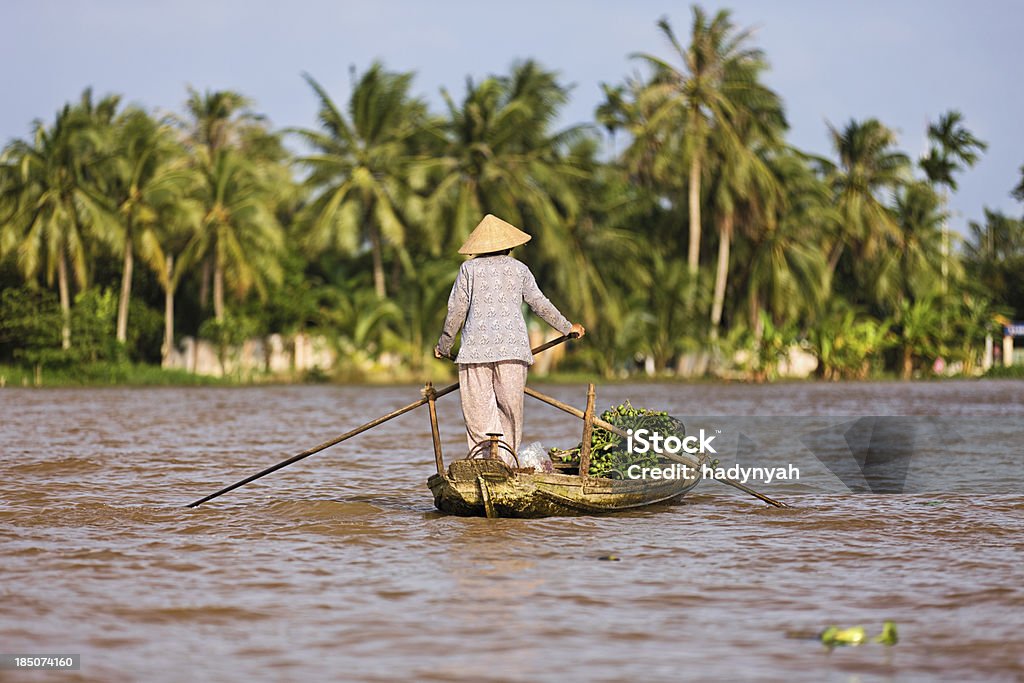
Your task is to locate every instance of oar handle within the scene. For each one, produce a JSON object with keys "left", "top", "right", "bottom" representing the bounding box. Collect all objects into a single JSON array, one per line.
[
  {"left": 531, "top": 332, "right": 579, "bottom": 355},
  {"left": 438, "top": 332, "right": 577, "bottom": 362}
]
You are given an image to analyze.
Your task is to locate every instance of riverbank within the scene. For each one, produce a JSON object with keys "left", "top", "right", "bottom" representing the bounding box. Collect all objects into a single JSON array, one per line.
[
  {"left": 2, "top": 361, "right": 1021, "bottom": 388},
  {"left": 0, "top": 363, "right": 234, "bottom": 388}
]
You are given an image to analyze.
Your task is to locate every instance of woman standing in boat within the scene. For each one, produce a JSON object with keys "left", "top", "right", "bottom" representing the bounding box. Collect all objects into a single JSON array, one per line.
[{"left": 435, "top": 214, "right": 585, "bottom": 459}]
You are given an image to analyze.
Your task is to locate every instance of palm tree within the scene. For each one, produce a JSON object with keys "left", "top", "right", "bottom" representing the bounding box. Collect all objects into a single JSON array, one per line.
[
  {"left": 742, "top": 207, "right": 828, "bottom": 332},
  {"left": 0, "top": 159, "right": 15, "bottom": 243},
  {"left": 137, "top": 192, "right": 203, "bottom": 364},
  {"left": 738, "top": 150, "right": 832, "bottom": 333},
  {"left": 964, "top": 209, "right": 1024, "bottom": 319},
  {"left": 888, "top": 181, "right": 949, "bottom": 305},
  {"left": 873, "top": 181, "right": 952, "bottom": 377},
  {"left": 108, "top": 131, "right": 205, "bottom": 365},
  {"left": 294, "top": 64, "right": 426, "bottom": 298},
  {"left": 820, "top": 118, "right": 910, "bottom": 300},
  {"left": 598, "top": 77, "right": 683, "bottom": 200},
  {"left": 421, "top": 61, "right": 587, "bottom": 265},
  {"left": 181, "top": 88, "right": 260, "bottom": 153},
  {"left": 705, "top": 65, "right": 787, "bottom": 338},
  {"left": 192, "top": 148, "right": 285, "bottom": 321},
  {"left": 540, "top": 136, "right": 650, "bottom": 328},
  {"left": 919, "top": 110, "right": 986, "bottom": 298},
  {"left": 630, "top": 8, "right": 773, "bottom": 304},
  {"left": 104, "top": 109, "right": 194, "bottom": 344},
  {"left": 177, "top": 88, "right": 263, "bottom": 309},
  {"left": 920, "top": 111, "right": 987, "bottom": 192},
  {"left": 0, "top": 90, "right": 116, "bottom": 349},
  {"left": 965, "top": 209, "right": 1024, "bottom": 263},
  {"left": 550, "top": 133, "right": 661, "bottom": 372}
]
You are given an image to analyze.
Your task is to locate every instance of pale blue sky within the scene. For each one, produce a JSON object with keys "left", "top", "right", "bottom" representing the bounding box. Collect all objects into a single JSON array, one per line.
[{"left": 3, "top": 0, "right": 1022, "bottom": 237}]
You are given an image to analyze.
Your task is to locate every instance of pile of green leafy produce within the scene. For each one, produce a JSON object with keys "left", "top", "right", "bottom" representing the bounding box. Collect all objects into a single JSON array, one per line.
[{"left": 549, "top": 401, "right": 686, "bottom": 478}]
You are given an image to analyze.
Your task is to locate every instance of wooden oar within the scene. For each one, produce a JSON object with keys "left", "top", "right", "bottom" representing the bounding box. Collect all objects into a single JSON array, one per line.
[
  {"left": 185, "top": 334, "right": 577, "bottom": 508},
  {"left": 523, "top": 386, "right": 791, "bottom": 509}
]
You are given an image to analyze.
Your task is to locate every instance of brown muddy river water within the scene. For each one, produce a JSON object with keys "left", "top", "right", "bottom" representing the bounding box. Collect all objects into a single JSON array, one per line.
[{"left": 1, "top": 380, "right": 1023, "bottom": 682}]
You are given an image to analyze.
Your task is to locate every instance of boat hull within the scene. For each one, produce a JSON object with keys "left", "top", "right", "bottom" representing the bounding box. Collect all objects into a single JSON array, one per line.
[{"left": 428, "top": 458, "right": 701, "bottom": 518}]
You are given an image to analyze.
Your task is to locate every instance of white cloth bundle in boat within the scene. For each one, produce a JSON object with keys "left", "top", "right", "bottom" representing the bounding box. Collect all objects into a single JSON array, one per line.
[{"left": 517, "top": 442, "right": 554, "bottom": 473}]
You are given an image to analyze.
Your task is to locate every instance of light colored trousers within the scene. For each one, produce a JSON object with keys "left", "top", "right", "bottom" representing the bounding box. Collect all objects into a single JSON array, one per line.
[{"left": 458, "top": 360, "right": 529, "bottom": 460}]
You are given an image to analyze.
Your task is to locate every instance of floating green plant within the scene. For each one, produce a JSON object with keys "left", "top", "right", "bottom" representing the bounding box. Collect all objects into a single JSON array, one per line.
[{"left": 819, "top": 621, "right": 898, "bottom": 647}]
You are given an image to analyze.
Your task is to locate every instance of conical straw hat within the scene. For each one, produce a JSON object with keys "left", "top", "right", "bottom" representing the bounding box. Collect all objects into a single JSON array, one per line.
[{"left": 458, "top": 214, "right": 532, "bottom": 255}]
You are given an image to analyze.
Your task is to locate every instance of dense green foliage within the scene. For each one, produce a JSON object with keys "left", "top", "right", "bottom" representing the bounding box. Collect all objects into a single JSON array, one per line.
[
  {"left": 1, "top": 6, "right": 1022, "bottom": 383},
  {"left": 552, "top": 401, "right": 687, "bottom": 478}
]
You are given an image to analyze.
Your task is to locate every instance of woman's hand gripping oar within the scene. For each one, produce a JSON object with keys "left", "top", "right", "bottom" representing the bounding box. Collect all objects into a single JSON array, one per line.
[{"left": 184, "top": 333, "right": 579, "bottom": 508}]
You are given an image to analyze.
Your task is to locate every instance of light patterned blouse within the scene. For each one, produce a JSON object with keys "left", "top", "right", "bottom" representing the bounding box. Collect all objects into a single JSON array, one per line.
[{"left": 437, "top": 255, "right": 572, "bottom": 365}]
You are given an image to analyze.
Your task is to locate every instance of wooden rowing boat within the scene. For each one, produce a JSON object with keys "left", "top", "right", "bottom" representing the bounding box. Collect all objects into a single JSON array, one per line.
[
  {"left": 426, "top": 454, "right": 702, "bottom": 518},
  {"left": 425, "top": 381, "right": 704, "bottom": 518}
]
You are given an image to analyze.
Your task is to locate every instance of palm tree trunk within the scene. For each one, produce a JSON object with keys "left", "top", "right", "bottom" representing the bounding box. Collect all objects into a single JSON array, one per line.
[
  {"left": 940, "top": 188, "right": 949, "bottom": 336},
  {"left": 116, "top": 231, "right": 133, "bottom": 344},
  {"left": 901, "top": 345, "right": 913, "bottom": 380},
  {"left": 57, "top": 245, "right": 71, "bottom": 350},
  {"left": 199, "top": 255, "right": 212, "bottom": 311},
  {"left": 710, "top": 211, "right": 734, "bottom": 339},
  {"left": 749, "top": 294, "right": 766, "bottom": 382},
  {"left": 161, "top": 254, "right": 175, "bottom": 367},
  {"left": 213, "top": 252, "right": 225, "bottom": 322},
  {"left": 750, "top": 294, "right": 764, "bottom": 341},
  {"left": 826, "top": 241, "right": 843, "bottom": 278},
  {"left": 369, "top": 226, "right": 387, "bottom": 298},
  {"left": 390, "top": 250, "right": 402, "bottom": 294},
  {"left": 687, "top": 153, "right": 702, "bottom": 304}
]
